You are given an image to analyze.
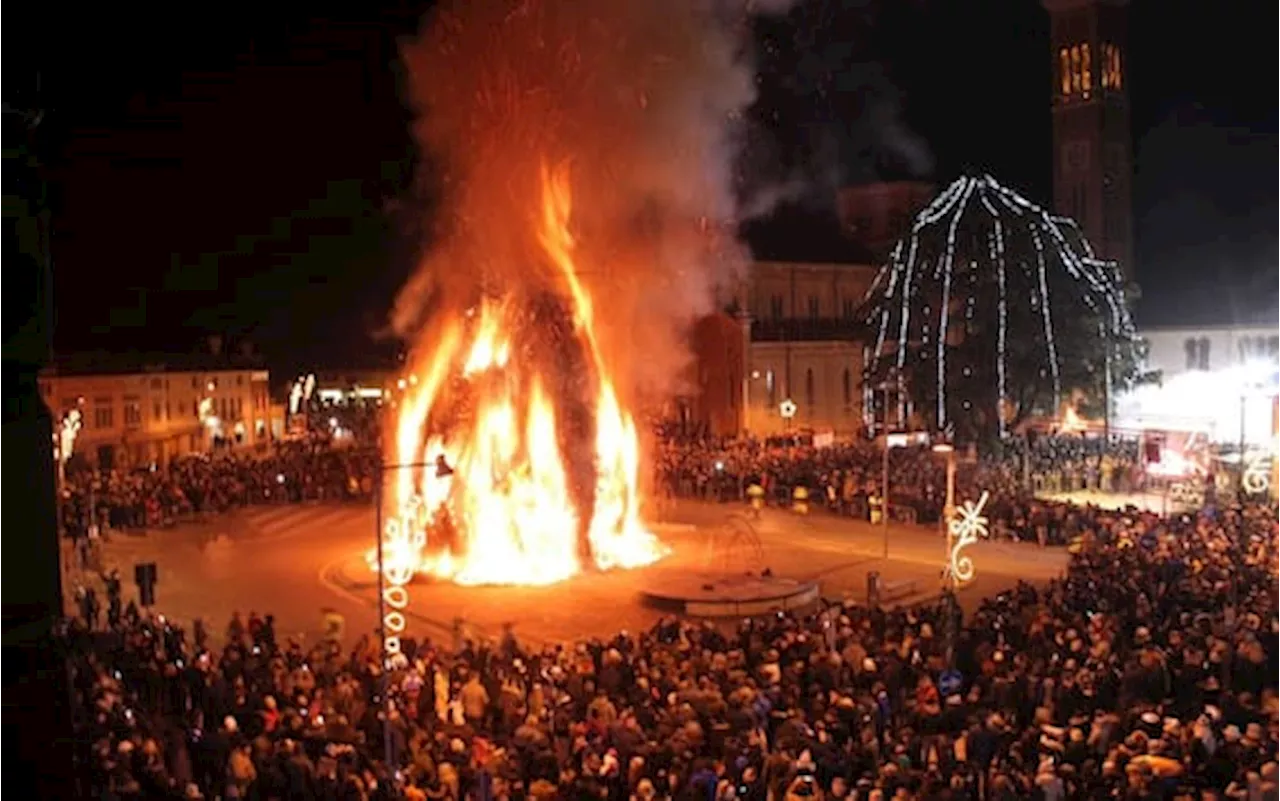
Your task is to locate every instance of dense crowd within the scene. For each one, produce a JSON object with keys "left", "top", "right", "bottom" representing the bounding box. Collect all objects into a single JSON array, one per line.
[
  {"left": 59, "top": 442, "right": 380, "bottom": 537},
  {"left": 63, "top": 494, "right": 1278, "bottom": 800},
  {"left": 655, "top": 435, "right": 1147, "bottom": 545}
]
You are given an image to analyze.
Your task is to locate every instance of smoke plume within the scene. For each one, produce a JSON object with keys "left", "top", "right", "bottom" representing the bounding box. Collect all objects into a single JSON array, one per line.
[{"left": 393, "top": 0, "right": 793, "bottom": 406}]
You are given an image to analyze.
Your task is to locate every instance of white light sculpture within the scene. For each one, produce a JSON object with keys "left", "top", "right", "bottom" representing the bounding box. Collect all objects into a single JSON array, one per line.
[
  {"left": 861, "top": 175, "right": 1139, "bottom": 437},
  {"left": 59, "top": 409, "right": 83, "bottom": 464},
  {"left": 779, "top": 399, "right": 797, "bottom": 419},
  {"left": 371, "top": 494, "right": 428, "bottom": 663},
  {"left": 947, "top": 490, "right": 989, "bottom": 585}
]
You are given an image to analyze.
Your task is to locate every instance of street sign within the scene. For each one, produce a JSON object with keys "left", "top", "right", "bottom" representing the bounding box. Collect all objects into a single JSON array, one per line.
[{"left": 938, "top": 669, "right": 963, "bottom": 697}]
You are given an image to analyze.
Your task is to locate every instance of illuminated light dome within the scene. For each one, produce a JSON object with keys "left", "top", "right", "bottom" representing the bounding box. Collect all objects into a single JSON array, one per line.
[{"left": 862, "top": 174, "right": 1140, "bottom": 437}]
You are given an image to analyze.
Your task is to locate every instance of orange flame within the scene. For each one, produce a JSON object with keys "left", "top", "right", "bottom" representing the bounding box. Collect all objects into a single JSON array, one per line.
[{"left": 370, "top": 163, "right": 666, "bottom": 587}]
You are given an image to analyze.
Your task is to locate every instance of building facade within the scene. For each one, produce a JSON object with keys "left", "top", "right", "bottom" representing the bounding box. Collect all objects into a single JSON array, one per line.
[
  {"left": 688, "top": 260, "right": 881, "bottom": 437},
  {"left": 1142, "top": 325, "right": 1279, "bottom": 382},
  {"left": 39, "top": 366, "right": 272, "bottom": 469},
  {"left": 1045, "top": 0, "right": 1134, "bottom": 278}
]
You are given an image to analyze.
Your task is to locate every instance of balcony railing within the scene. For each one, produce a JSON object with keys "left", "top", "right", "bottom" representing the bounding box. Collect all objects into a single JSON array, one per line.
[{"left": 750, "top": 317, "right": 867, "bottom": 343}]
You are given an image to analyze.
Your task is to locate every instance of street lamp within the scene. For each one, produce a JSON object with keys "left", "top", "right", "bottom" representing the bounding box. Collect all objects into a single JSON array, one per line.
[
  {"left": 371, "top": 458, "right": 434, "bottom": 778},
  {"left": 881, "top": 430, "right": 930, "bottom": 558},
  {"left": 932, "top": 442, "right": 956, "bottom": 577}
]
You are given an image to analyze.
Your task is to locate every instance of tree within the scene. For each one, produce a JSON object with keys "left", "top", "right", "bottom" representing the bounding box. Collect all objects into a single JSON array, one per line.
[{"left": 861, "top": 175, "right": 1148, "bottom": 443}]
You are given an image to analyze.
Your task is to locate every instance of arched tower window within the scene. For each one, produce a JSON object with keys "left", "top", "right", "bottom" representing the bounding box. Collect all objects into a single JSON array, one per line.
[
  {"left": 842, "top": 368, "right": 852, "bottom": 405},
  {"left": 805, "top": 369, "right": 815, "bottom": 408},
  {"left": 1080, "top": 43, "right": 1092, "bottom": 98},
  {"left": 1059, "top": 48, "right": 1072, "bottom": 97}
]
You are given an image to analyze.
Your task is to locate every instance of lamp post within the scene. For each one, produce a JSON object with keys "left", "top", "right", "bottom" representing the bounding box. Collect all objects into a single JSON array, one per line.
[
  {"left": 875, "top": 376, "right": 903, "bottom": 558},
  {"left": 881, "top": 438, "right": 890, "bottom": 558},
  {"left": 1238, "top": 392, "right": 1247, "bottom": 506},
  {"left": 932, "top": 442, "right": 956, "bottom": 588},
  {"left": 372, "top": 458, "right": 435, "bottom": 779},
  {"left": 372, "top": 467, "right": 391, "bottom": 772}
]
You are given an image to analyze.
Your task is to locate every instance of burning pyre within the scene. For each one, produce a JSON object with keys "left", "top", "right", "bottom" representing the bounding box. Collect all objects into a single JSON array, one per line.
[
  {"left": 369, "top": 0, "right": 787, "bottom": 593},
  {"left": 369, "top": 164, "right": 667, "bottom": 587}
]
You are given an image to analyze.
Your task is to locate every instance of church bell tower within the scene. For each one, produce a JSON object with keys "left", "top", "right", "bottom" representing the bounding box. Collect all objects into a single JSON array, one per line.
[{"left": 1044, "top": 0, "right": 1134, "bottom": 279}]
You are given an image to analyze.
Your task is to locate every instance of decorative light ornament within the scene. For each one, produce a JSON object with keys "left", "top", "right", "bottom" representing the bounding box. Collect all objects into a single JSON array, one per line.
[
  {"left": 779, "top": 399, "right": 797, "bottom": 419},
  {"left": 947, "top": 491, "right": 990, "bottom": 585},
  {"left": 370, "top": 494, "right": 429, "bottom": 664},
  {"left": 59, "top": 409, "right": 83, "bottom": 464},
  {"left": 1242, "top": 453, "right": 1272, "bottom": 495},
  {"left": 289, "top": 377, "right": 305, "bottom": 415},
  {"left": 862, "top": 175, "right": 1139, "bottom": 435}
]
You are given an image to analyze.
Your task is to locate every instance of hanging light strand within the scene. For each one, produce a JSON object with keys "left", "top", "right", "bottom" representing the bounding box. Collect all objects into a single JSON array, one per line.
[{"left": 863, "top": 174, "right": 1140, "bottom": 435}]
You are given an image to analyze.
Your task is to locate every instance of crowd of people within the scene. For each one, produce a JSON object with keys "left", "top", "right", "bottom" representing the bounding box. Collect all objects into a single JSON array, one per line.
[
  {"left": 63, "top": 493, "right": 1278, "bottom": 799},
  {"left": 654, "top": 434, "right": 1148, "bottom": 546},
  {"left": 58, "top": 441, "right": 381, "bottom": 538}
]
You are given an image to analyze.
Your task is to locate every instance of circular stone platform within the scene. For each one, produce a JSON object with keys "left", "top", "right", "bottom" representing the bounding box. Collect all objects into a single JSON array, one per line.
[{"left": 639, "top": 573, "right": 820, "bottom": 618}]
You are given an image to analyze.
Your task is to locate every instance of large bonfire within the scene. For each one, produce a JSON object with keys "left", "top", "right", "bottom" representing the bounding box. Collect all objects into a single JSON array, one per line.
[
  {"left": 374, "top": 163, "right": 666, "bottom": 586},
  {"left": 370, "top": 0, "right": 781, "bottom": 591}
]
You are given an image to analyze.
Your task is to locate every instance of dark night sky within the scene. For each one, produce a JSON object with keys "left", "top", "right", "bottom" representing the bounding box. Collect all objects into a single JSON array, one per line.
[{"left": 18, "top": 0, "right": 1277, "bottom": 374}]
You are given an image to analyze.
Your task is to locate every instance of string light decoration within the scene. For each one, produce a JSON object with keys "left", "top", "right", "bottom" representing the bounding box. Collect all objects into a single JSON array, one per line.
[
  {"left": 368, "top": 494, "right": 429, "bottom": 664},
  {"left": 947, "top": 490, "right": 990, "bottom": 585},
  {"left": 862, "top": 175, "right": 1140, "bottom": 437}
]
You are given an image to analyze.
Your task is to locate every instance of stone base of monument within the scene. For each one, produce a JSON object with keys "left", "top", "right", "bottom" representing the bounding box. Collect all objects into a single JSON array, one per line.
[{"left": 639, "top": 572, "right": 820, "bottom": 618}]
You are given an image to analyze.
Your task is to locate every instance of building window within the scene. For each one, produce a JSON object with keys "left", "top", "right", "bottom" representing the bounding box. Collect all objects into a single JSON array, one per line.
[
  {"left": 1080, "top": 43, "right": 1091, "bottom": 98},
  {"left": 842, "top": 368, "right": 853, "bottom": 405},
  {"left": 1185, "top": 338, "right": 1213, "bottom": 371},
  {"left": 1069, "top": 46, "right": 1081, "bottom": 94},
  {"left": 769, "top": 295, "right": 784, "bottom": 319},
  {"left": 804, "top": 369, "right": 815, "bottom": 408},
  {"left": 123, "top": 397, "right": 142, "bottom": 427},
  {"left": 1059, "top": 47, "right": 1071, "bottom": 96},
  {"left": 766, "top": 370, "right": 776, "bottom": 408},
  {"left": 150, "top": 377, "right": 162, "bottom": 390},
  {"left": 237, "top": 375, "right": 244, "bottom": 386},
  {"left": 154, "top": 402, "right": 163, "bottom": 421},
  {"left": 93, "top": 399, "right": 114, "bottom": 430},
  {"left": 165, "top": 402, "right": 171, "bottom": 420},
  {"left": 1101, "top": 44, "right": 1123, "bottom": 90},
  {"left": 191, "top": 377, "right": 199, "bottom": 389},
  {"left": 807, "top": 296, "right": 819, "bottom": 320}
]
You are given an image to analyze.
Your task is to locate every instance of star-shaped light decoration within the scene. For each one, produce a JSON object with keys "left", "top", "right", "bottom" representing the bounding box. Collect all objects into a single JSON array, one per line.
[{"left": 947, "top": 491, "right": 990, "bottom": 585}]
